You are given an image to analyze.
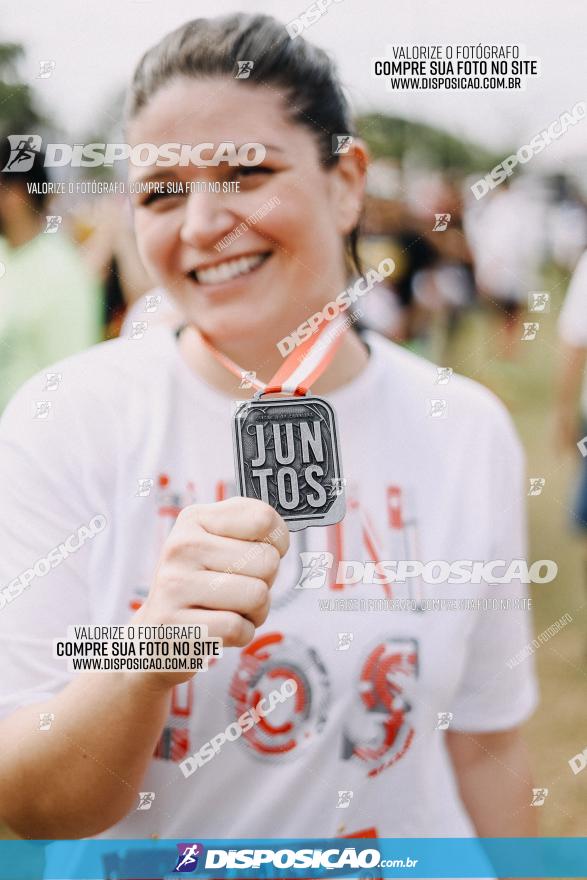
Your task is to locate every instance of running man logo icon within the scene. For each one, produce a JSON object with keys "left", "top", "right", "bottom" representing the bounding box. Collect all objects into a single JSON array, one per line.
[
  {"left": 174, "top": 843, "right": 204, "bottom": 873},
  {"left": 2, "top": 135, "right": 42, "bottom": 172},
  {"left": 130, "top": 321, "right": 148, "bottom": 340},
  {"left": 136, "top": 791, "right": 155, "bottom": 811},
  {"left": 296, "top": 551, "right": 334, "bottom": 589},
  {"left": 329, "top": 476, "right": 346, "bottom": 498},
  {"left": 432, "top": 213, "right": 451, "bottom": 232},
  {"left": 33, "top": 401, "right": 52, "bottom": 420},
  {"left": 39, "top": 712, "right": 55, "bottom": 731},
  {"left": 145, "top": 294, "right": 162, "bottom": 313},
  {"left": 528, "top": 477, "right": 545, "bottom": 496},
  {"left": 435, "top": 711, "right": 453, "bottom": 730},
  {"left": 530, "top": 788, "right": 549, "bottom": 806},
  {"left": 44, "top": 372, "right": 62, "bottom": 391},
  {"left": 528, "top": 292, "right": 550, "bottom": 313},
  {"left": 522, "top": 322, "right": 539, "bottom": 341},
  {"left": 136, "top": 478, "right": 154, "bottom": 497},
  {"left": 37, "top": 60, "right": 56, "bottom": 79},
  {"left": 435, "top": 367, "right": 453, "bottom": 386},
  {"left": 235, "top": 60, "right": 254, "bottom": 78},
  {"left": 428, "top": 398, "right": 448, "bottom": 418},
  {"left": 332, "top": 134, "right": 353, "bottom": 154},
  {"left": 337, "top": 632, "right": 354, "bottom": 651},
  {"left": 239, "top": 370, "right": 257, "bottom": 389},
  {"left": 44, "top": 215, "right": 62, "bottom": 234}
]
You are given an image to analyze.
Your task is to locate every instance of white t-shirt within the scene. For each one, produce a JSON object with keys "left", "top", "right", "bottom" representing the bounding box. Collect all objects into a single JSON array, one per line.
[
  {"left": 0, "top": 325, "right": 538, "bottom": 840},
  {"left": 558, "top": 250, "right": 587, "bottom": 417}
]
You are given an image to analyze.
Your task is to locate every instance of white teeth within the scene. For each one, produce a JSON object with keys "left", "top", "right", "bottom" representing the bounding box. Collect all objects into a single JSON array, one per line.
[{"left": 195, "top": 253, "right": 266, "bottom": 284}]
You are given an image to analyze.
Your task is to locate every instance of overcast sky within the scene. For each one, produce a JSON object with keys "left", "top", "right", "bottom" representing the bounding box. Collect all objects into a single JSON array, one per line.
[{"left": 3, "top": 0, "right": 587, "bottom": 168}]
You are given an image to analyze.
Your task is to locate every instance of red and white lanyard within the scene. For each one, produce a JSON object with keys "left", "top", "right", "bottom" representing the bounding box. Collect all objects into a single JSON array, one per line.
[{"left": 197, "top": 314, "right": 349, "bottom": 396}]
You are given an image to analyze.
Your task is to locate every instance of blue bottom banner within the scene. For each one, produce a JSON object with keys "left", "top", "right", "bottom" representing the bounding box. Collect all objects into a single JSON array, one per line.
[{"left": 0, "top": 837, "right": 586, "bottom": 879}]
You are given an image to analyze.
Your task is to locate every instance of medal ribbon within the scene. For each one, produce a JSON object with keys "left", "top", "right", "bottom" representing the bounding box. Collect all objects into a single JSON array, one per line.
[{"left": 197, "top": 314, "right": 349, "bottom": 396}]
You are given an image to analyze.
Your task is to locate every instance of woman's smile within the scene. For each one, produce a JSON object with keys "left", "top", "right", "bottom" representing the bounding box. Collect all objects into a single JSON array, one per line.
[{"left": 187, "top": 250, "right": 272, "bottom": 287}]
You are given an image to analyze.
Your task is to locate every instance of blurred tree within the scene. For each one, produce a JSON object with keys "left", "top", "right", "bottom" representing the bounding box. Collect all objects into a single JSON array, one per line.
[
  {"left": 0, "top": 40, "right": 45, "bottom": 135},
  {"left": 357, "top": 113, "right": 506, "bottom": 174}
]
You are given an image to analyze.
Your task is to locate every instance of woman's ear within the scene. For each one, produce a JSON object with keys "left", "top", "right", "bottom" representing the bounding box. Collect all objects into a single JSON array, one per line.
[{"left": 329, "top": 138, "right": 369, "bottom": 235}]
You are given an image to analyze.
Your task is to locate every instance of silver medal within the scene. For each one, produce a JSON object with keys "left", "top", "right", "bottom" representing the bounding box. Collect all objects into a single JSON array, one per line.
[{"left": 233, "top": 391, "right": 345, "bottom": 531}]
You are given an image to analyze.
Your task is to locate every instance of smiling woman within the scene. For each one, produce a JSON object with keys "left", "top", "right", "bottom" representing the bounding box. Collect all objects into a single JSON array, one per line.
[
  {"left": 123, "top": 14, "right": 367, "bottom": 370},
  {"left": 0, "top": 11, "right": 538, "bottom": 851}
]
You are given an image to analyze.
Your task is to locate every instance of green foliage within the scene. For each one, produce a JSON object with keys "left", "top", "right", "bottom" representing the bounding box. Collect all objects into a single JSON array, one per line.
[
  {"left": 357, "top": 112, "right": 506, "bottom": 174},
  {"left": 0, "top": 39, "right": 45, "bottom": 135}
]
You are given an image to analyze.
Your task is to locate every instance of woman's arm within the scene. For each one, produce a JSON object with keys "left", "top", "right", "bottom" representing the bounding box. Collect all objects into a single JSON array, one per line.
[
  {"left": 446, "top": 726, "right": 538, "bottom": 836},
  {"left": 0, "top": 672, "right": 173, "bottom": 838},
  {"left": 0, "top": 498, "right": 288, "bottom": 839}
]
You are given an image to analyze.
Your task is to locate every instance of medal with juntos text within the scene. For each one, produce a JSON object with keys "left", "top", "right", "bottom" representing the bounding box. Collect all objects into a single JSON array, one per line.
[
  {"left": 199, "top": 316, "right": 347, "bottom": 531},
  {"left": 233, "top": 392, "right": 344, "bottom": 530}
]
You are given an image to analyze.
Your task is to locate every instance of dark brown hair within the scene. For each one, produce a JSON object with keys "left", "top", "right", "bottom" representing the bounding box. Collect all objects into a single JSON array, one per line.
[{"left": 126, "top": 13, "right": 362, "bottom": 275}]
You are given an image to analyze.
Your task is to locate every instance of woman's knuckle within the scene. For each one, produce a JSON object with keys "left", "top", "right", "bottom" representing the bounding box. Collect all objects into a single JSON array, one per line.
[
  {"left": 254, "top": 504, "right": 275, "bottom": 536},
  {"left": 248, "top": 578, "right": 269, "bottom": 609}
]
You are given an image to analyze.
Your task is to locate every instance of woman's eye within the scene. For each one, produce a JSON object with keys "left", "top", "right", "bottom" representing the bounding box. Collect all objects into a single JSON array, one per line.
[
  {"left": 139, "top": 189, "right": 178, "bottom": 208},
  {"left": 237, "top": 166, "right": 275, "bottom": 179}
]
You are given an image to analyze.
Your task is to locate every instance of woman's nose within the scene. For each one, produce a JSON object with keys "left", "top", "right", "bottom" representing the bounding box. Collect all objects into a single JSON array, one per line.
[{"left": 179, "top": 190, "right": 238, "bottom": 250}]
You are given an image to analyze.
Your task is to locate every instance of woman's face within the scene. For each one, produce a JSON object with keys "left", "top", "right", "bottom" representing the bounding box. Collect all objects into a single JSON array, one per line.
[{"left": 127, "top": 77, "right": 364, "bottom": 345}]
